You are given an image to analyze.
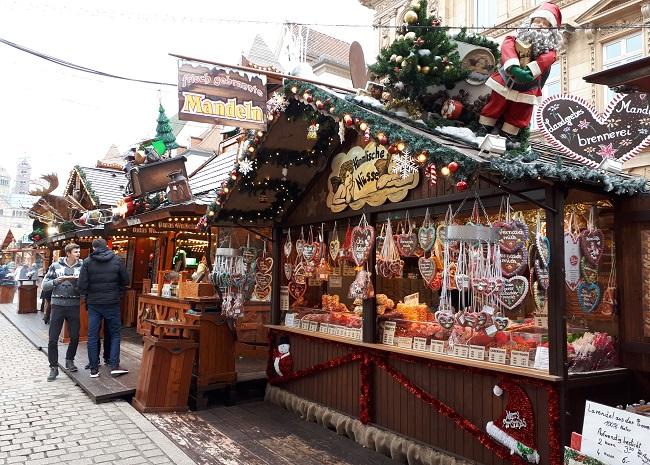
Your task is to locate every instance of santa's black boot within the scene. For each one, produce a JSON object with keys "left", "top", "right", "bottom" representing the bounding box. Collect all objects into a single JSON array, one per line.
[{"left": 499, "top": 131, "right": 521, "bottom": 150}]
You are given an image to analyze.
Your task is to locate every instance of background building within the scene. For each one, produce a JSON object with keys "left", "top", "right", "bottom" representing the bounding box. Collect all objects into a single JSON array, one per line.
[{"left": 0, "top": 158, "right": 35, "bottom": 246}]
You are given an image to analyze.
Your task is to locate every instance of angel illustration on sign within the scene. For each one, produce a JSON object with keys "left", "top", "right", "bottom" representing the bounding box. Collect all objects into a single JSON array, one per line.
[{"left": 330, "top": 160, "right": 354, "bottom": 206}]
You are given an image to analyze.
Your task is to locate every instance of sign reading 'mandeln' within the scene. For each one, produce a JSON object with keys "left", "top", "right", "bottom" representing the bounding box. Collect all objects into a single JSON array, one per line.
[{"left": 178, "top": 60, "right": 267, "bottom": 130}]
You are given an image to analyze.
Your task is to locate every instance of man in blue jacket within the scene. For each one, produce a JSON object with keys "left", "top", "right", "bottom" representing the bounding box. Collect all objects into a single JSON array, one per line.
[
  {"left": 42, "top": 243, "right": 83, "bottom": 381},
  {"left": 78, "top": 238, "right": 130, "bottom": 378}
]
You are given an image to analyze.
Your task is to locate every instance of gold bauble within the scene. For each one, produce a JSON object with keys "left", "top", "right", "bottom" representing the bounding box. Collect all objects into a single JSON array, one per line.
[
  {"left": 404, "top": 10, "right": 418, "bottom": 24},
  {"left": 416, "top": 65, "right": 421, "bottom": 72},
  {"left": 396, "top": 55, "right": 403, "bottom": 62},
  {"left": 405, "top": 31, "right": 416, "bottom": 40},
  {"left": 390, "top": 54, "right": 397, "bottom": 61},
  {"left": 421, "top": 66, "right": 430, "bottom": 74},
  {"left": 410, "top": 0, "right": 421, "bottom": 9},
  {"left": 401, "top": 60, "right": 408, "bottom": 67}
]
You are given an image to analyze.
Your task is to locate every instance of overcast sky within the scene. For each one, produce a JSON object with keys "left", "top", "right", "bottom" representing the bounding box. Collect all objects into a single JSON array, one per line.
[{"left": 0, "top": 0, "right": 377, "bottom": 187}]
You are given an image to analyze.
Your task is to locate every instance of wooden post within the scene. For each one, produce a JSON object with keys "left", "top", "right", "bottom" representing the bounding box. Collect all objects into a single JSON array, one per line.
[
  {"left": 362, "top": 212, "right": 377, "bottom": 343},
  {"left": 271, "top": 224, "right": 282, "bottom": 325}
]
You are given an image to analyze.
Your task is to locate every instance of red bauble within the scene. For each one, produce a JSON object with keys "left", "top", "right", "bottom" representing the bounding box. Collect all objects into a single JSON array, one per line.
[
  {"left": 456, "top": 180, "right": 468, "bottom": 191},
  {"left": 448, "top": 161, "right": 459, "bottom": 173},
  {"left": 344, "top": 116, "right": 355, "bottom": 127},
  {"left": 316, "top": 100, "right": 324, "bottom": 110},
  {"left": 378, "top": 134, "right": 389, "bottom": 146},
  {"left": 388, "top": 144, "right": 400, "bottom": 155}
]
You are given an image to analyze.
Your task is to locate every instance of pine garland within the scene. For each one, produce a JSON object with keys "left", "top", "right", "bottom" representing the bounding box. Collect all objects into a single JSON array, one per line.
[
  {"left": 453, "top": 28, "right": 500, "bottom": 62},
  {"left": 74, "top": 166, "right": 100, "bottom": 206}
]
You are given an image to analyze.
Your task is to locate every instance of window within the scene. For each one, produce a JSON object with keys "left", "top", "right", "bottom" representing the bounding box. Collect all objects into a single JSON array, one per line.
[
  {"left": 475, "top": 0, "right": 497, "bottom": 29},
  {"left": 602, "top": 33, "right": 643, "bottom": 105},
  {"left": 532, "top": 63, "right": 561, "bottom": 129}
]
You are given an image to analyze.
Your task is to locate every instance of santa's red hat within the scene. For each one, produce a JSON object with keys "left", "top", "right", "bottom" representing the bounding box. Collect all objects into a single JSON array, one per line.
[
  {"left": 486, "top": 381, "right": 540, "bottom": 463},
  {"left": 529, "top": 2, "right": 562, "bottom": 28}
]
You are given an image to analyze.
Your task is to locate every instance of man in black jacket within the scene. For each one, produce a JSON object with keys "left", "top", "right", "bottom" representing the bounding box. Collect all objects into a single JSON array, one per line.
[{"left": 78, "top": 238, "right": 130, "bottom": 378}]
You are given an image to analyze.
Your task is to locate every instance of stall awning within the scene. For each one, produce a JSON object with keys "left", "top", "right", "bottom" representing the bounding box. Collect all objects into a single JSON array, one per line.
[{"left": 584, "top": 56, "right": 650, "bottom": 93}]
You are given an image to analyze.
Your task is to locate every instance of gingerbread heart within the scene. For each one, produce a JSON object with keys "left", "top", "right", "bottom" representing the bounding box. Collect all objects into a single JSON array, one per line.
[
  {"left": 580, "top": 256, "right": 599, "bottom": 283},
  {"left": 435, "top": 310, "right": 456, "bottom": 330},
  {"left": 494, "top": 315, "right": 509, "bottom": 331},
  {"left": 351, "top": 225, "right": 375, "bottom": 266},
  {"left": 284, "top": 263, "right": 292, "bottom": 281},
  {"left": 329, "top": 239, "right": 340, "bottom": 262},
  {"left": 302, "top": 243, "right": 318, "bottom": 263},
  {"left": 577, "top": 281, "right": 601, "bottom": 313},
  {"left": 388, "top": 260, "right": 404, "bottom": 278},
  {"left": 536, "top": 235, "right": 551, "bottom": 268},
  {"left": 255, "top": 273, "right": 272, "bottom": 289},
  {"left": 396, "top": 233, "right": 418, "bottom": 257},
  {"left": 463, "top": 311, "right": 477, "bottom": 329},
  {"left": 418, "top": 226, "right": 436, "bottom": 252},
  {"left": 288, "top": 281, "right": 306, "bottom": 300},
  {"left": 501, "top": 248, "right": 528, "bottom": 278},
  {"left": 564, "top": 232, "right": 581, "bottom": 291},
  {"left": 455, "top": 273, "right": 470, "bottom": 290},
  {"left": 254, "top": 285, "right": 272, "bottom": 301},
  {"left": 256, "top": 257, "right": 273, "bottom": 274},
  {"left": 240, "top": 247, "right": 258, "bottom": 266},
  {"left": 580, "top": 229, "right": 604, "bottom": 266},
  {"left": 534, "top": 259, "right": 549, "bottom": 290},
  {"left": 295, "top": 239, "right": 305, "bottom": 258},
  {"left": 497, "top": 276, "right": 529, "bottom": 310},
  {"left": 418, "top": 256, "right": 436, "bottom": 283},
  {"left": 474, "top": 311, "right": 489, "bottom": 330},
  {"left": 538, "top": 93, "right": 650, "bottom": 168},
  {"left": 293, "top": 262, "right": 306, "bottom": 284},
  {"left": 429, "top": 272, "right": 443, "bottom": 291},
  {"left": 283, "top": 240, "right": 292, "bottom": 258},
  {"left": 472, "top": 277, "right": 489, "bottom": 294},
  {"left": 495, "top": 220, "right": 529, "bottom": 254},
  {"left": 533, "top": 281, "right": 547, "bottom": 313}
]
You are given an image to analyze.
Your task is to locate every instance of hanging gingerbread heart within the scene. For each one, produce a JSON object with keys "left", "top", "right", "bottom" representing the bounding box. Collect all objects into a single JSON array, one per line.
[
  {"left": 532, "top": 281, "right": 547, "bottom": 313},
  {"left": 254, "top": 285, "right": 272, "bottom": 301},
  {"left": 240, "top": 247, "right": 258, "bottom": 266},
  {"left": 429, "top": 271, "right": 443, "bottom": 291},
  {"left": 418, "top": 226, "right": 436, "bottom": 252},
  {"left": 579, "top": 229, "right": 604, "bottom": 266},
  {"left": 580, "top": 256, "right": 599, "bottom": 283},
  {"left": 501, "top": 248, "right": 528, "bottom": 278},
  {"left": 329, "top": 239, "right": 340, "bottom": 262},
  {"left": 493, "top": 314, "right": 509, "bottom": 331},
  {"left": 388, "top": 260, "right": 404, "bottom": 278},
  {"left": 256, "top": 256, "right": 273, "bottom": 274},
  {"left": 475, "top": 311, "right": 489, "bottom": 329},
  {"left": 497, "top": 276, "right": 529, "bottom": 310},
  {"left": 463, "top": 311, "right": 478, "bottom": 329},
  {"left": 283, "top": 239, "right": 292, "bottom": 258},
  {"left": 536, "top": 235, "right": 551, "bottom": 268},
  {"left": 455, "top": 273, "right": 470, "bottom": 290},
  {"left": 418, "top": 256, "right": 436, "bottom": 283},
  {"left": 302, "top": 243, "right": 317, "bottom": 262},
  {"left": 396, "top": 233, "right": 418, "bottom": 257},
  {"left": 295, "top": 239, "right": 305, "bottom": 258},
  {"left": 601, "top": 287, "right": 616, "bottom": 316},
  {"left": 288, "top": 281, "right": 307, "bottom": 300},
  {"left": 577, "top": 281, "right": 601, "bottom": 313},
  {"left": 255, "top": 273, "right": 272, "bottom": 289},
  {"left": 564, "top": 232, "right": 581, "bottom": 291},
  {"left": 351, "top": 225, "right": 375, "bottom": 266},
  {"left": 495, "top": 220, "right": 529, "bottom": 254},
  {"left": 292, "top": 262, "right": 306, "bottom": 285},
  {"left": 534, "top": 259, "right": 550, "bottom": 290},
  {"left": 284, "top": 262, "right": 292, "bottom": 281},
  {"left": 435, "top": 310, "right": 455, "bottom": 330}
]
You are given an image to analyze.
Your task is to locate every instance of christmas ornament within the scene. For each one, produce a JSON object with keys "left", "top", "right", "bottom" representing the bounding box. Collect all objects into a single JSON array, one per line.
[
  {"left": 404, "top": 10, "right": 418, "bottom": 24},
  {"left": 456, "top": 180, "right": 468, "bottom": 191},
  {"left": 237, "top": 157, "right": 254, "bottom": 175},
  {"left": 377, "top": 132, "right": 389, "bottom": 146},
  {"left": 424, "top": 163, "right": 437, "bottom": 186},
  {"left": 267, "top": 91, "right": 288, "bottom": 115},
  {"left": 307, "top": 122, "right": 319, "bottom": 140},
  {"left": 343, "top": 114, "right": 354, "bottom": 127},
  {"left": 390, "top": 151, "right": 418, "bottom": 179},
  {"left": 447, "top": 161, "right": 459, "bottom": 173}
]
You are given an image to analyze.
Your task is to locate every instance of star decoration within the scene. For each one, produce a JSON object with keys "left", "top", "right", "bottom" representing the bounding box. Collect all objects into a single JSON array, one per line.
[
  {"left": 390, "top": 150, "right": 418, "bottom": 179},
  {"left": 238, "top": 157, "right": 254, "bottom": 175}
]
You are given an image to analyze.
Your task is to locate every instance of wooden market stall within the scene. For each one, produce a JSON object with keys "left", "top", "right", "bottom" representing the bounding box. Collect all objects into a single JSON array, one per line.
[{"left": 199, "top": 77, "right": 650, "bottom": 465}]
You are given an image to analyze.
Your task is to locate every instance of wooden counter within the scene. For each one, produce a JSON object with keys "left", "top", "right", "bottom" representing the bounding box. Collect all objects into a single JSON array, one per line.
[{"left": 136, "top": 294, "right": 219, "bottom": 335}]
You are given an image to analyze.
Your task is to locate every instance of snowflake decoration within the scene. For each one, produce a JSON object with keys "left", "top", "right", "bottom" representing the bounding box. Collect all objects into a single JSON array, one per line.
[
  {"left": 266, "top": 92, "right": 288, "bottom": 115},
  {"left": 390, "top": 151, "right": 418, "bottom": 179},
  {"left": 238, "top": 157, "right": 254, "bottom": 175}
]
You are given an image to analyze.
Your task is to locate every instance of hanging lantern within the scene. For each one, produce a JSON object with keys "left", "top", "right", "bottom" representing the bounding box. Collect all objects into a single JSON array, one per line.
[
  {"left": 343, "top": 114, "right": 354, "bottom": 127},
  {"left": 377, "top": 133, "right": 389, "bottom": 146}
]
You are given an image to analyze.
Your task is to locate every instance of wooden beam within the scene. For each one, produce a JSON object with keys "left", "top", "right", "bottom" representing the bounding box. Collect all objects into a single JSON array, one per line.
[
  {"left": 479, "top": 175, "right": 557, "bottom": 213},
  {"left": 362, "top": 211, "right": 377, "bottom": 344},
  {"left": 271, "top": 225, "right": 282, "bottom": 325}
]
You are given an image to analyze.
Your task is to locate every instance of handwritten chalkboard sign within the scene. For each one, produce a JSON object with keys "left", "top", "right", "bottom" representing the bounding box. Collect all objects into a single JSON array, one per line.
[
  {"left": 537, "top": 93, "right": 650, "bottom": 168},
  {"left": 581, "top": 400, "right": 650, "bottom": 465}
]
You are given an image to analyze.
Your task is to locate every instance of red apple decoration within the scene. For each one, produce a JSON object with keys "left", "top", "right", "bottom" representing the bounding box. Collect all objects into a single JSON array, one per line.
[
  {"left": 388, "top": 144, "right": 400, "bottom": 155},
  {"left": 456, "top": 180, "right": 468, "bottom": 191},
  {"left": 377, "top": 133, "right": 389, "bottom": 146},
  {"left": 344, "top": 115, "right": 354, "bottom": 127},
  {"left": 447, "top": 161, "right": 459, "bottom": 173}
]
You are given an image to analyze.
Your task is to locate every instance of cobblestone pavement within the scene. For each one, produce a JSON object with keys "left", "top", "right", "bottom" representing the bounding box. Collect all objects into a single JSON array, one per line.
[{"left": 0, "top": 312, "right": 196, "bottom": 465}]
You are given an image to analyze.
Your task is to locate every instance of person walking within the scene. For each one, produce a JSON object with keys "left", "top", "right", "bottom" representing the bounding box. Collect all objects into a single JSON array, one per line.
[
  {"left": 41, "top": 243, "right": 83, "bottom": 381},
  {"left": 78, "top": 238, "right": 130, "bottom": 378}
]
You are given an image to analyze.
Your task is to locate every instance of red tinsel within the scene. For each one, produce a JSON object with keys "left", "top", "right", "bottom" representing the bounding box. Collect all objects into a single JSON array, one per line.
[{"left": 269, "top": 329, "right": 562, "bottom": 465}]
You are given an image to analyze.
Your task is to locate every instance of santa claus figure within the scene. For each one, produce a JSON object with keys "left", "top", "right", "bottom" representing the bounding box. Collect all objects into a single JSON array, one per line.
[
  {"left": 479, "top": 2, "right": 563, "bottom": 144},
  {"left": 272, "top": 336, "right": 293, "bottom": 377},
  {"left": 486, "top": 381, "right": 540, "bottom": 463}
]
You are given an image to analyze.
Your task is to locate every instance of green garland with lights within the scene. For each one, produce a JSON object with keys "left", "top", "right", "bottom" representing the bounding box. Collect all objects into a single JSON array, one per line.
[{"left": 74, "top": 165, "right": 101, "bottom": 206}]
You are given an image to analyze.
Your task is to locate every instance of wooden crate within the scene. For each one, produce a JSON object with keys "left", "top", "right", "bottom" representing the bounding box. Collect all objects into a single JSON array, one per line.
[{"left": 178, "top": 281, "right": 214, "bottom": 299}]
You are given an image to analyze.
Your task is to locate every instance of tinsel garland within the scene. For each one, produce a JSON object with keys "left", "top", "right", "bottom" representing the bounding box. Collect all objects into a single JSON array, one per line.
[{"left": 269, "top": 329, "right": 563, "bottom": 465}]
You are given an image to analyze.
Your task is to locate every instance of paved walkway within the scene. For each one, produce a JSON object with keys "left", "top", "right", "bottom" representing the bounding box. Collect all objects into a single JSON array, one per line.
[{"left": 0, "top": 311, "right": 196, "bottom": 465}]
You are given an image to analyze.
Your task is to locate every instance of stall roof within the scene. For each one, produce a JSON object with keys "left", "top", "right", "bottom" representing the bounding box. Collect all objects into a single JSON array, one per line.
[
  {"left": 189, "top": 148, "right": 237, "bottom": 197},
  {"left": 584, "top": 56, "right": 650, "bottom": 93},
  {"left": 65, "top": 166, "right": 126, "bottom": 208}
]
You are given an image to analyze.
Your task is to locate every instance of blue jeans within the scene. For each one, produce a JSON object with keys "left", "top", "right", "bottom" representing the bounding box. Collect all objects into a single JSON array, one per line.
[{"left": 87, "top": 304, "right": 121, "bottom": 369}]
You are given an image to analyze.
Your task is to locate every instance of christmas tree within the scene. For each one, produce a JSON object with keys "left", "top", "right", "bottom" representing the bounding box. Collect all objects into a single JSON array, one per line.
[
  {"left": 369, "top": 0, "right": 466, "bottom": 102},
  {"left": 155, "top": 103, "right": 179, "bottom": 152}
]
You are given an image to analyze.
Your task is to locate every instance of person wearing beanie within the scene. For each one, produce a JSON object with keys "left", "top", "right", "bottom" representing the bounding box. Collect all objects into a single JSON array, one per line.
[
  {"left": 479, "top": 2, "right": 564, "bottom": 143},
  {"left": 486, "top": 380, "right": 540, "bottom": 463}
]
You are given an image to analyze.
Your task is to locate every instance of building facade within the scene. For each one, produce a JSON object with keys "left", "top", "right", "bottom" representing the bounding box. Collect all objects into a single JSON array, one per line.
[{"left": 360, "top": 0, "right": 650, "bottom": 174}]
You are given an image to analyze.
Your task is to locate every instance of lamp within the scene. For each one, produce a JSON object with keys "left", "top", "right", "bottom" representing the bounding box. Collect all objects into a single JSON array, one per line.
[{"left": 478, "top": 135, "right": 507, "bottom": 157}]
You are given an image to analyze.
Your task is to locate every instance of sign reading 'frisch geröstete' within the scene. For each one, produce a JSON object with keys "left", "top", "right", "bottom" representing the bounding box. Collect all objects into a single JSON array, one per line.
[
  {"left": 178, "top": 60, "right": 267, "bottom": 130},
  {"left": 537, "top": 93, "right": 650, "bottom": 168}
]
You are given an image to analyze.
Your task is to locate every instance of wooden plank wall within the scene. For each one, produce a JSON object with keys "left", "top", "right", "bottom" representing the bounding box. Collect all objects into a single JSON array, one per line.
[{"left": 281, "top": 334, "right": 554, "bottom": 465}]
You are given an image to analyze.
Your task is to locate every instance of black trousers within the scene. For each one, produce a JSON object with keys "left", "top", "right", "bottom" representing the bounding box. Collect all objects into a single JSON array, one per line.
[{"left": 48, "top": 305, "right": 80, "bottom": 368}]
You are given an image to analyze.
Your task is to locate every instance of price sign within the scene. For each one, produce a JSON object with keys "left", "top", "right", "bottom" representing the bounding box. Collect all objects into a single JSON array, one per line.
[
  {"left": 284, "top": 313, "right": 295, "bottom": 327},
  {"left": 430, "top": 340, "right": 446, "bottom": 354},
  {"left": 469, "top": 345, "right": 486, "bottom": 361},
  {"left": 308, "top": 277, "right": 321, "bottom": 287},
  {"left": 319, "top": 323, "right": 329, "bottom": 334},
  {"left": 309, "top": 321, "right": 319, "bottom": 332},
  {"left": 293, "top": 318, "right": 301, "bottom": 328},
  {"left": 453, "top": 344, "right": 469, "bottom": 358},
  {"left": 382, "top": 321, "right": 396, "bottom": 345},
  {"left": 342, "top": 263, "right": 357, "bottom": 276},
  {"left": 280, "top": 286, "right": 289, "bottom": 311},
  {"left": 396, "top": 337, "right": 413, "bottom": 349},
  {"left": 510, "top": 350, "right": 530, "bottom": 368},
  {"left": 329, "top": 275, "right": 342, "bottom": 288},
  {"left": 534, "top": 316, "right": 548, "bottom": 329},
  {"left": 533, "top": 346, "right": 549, "bottom": 371},
  {"left": 412, "top": 337, "right": 427, "bottom": 351},
  {"left": 328, "top": 325, "right": 337, "bottom": 335},
  {"left": 354, "top": 328, "right": 362, "bottom": 340},
  {"left": 404, "top": 292, "right": 419, "bottom": 306},
  {"left": 488, "top": 347, "right": 507, "bottom": 364},
  {"left": 300, "top": 320, "right": 310, "bottom": 330}
]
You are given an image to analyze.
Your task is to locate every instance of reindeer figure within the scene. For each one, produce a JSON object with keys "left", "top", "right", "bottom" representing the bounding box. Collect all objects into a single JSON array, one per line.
[{"left": 29, "top": 174, "right": 73, "bottom": 223}]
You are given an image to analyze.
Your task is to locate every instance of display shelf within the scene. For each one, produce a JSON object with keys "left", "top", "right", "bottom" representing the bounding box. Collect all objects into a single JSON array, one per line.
[{"left": 267, "top": 324, "right": 562, "bottom": 382}]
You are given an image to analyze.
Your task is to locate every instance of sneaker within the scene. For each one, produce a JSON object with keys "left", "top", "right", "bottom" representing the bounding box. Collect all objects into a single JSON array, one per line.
[
  {"left": 43, "top": 315, "right": 50, "bottom": 324},
  {"left": 47, "top": 367, "right": 58, "bottom": 382},
  {"left": 90, "top": 368, "right": 99, "bottom": 378},
  {"left": 110, "top": 366, "right": 129, "bottom": 377},
  {"left": 65, "top": 360, "right": 78, "bottom": 372}
]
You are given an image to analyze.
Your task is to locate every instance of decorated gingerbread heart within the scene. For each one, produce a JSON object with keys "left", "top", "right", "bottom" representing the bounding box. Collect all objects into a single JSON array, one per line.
[
  {"left": 240, "top": 247, "right": 258, "bottom": 266},
  {"left": 254, "top": 285, "right": 272, "bottom": 301},
  {"left": 302, "top": 242, "right": 319, "bottom": 263},
  {"left": 577, "top": 281, "right": 601, "bottom": 313},
  {"left": 255, "top": 272, "right": 272, "bottom": 289},
  {"left": 495, "top": 220, "right": 529, "bottom": 254},
  {"left": 501, "top": 248, "right": 528, "bottom": 278},
  {"left": 256, "top": 256, "right": 273, "bottom": 274},
  {"left": 351, "top": 225, "right": 375, "bottom": 266},
  {"left": 494, "top": 315, "right": 509, "bottom": 331},
  {"left": 532, "top": 280, "right": 547, "bottom": 313},
  {"left": 283, "top": 240, "right": 292, "bottom": 258},
  {"left": 288, "top": 281, "right": 306, "bottom": 300},
  {"left": 435, "top": 310, "right": 456, "bottom": 330},
  {"left": 417, "top": 226, "right": 436, "bottom": 252},
  {"left": 295, "top": 239, "right": 305, "bottom": 258},
  {"left": 497, "top": 276, "right": 529, "bottom": 310},
  {"left": 329, "top": 239, "right": 340, "bottom": 262},
  {"left": 534, "top": 259, "right": 550, "bottom": 290},
  {"left": 536, "top": 235, "right": 551, "bottom": 268},
  {"left": 284, "top": 262, "right": 292, "bottom": 281},
  {"left": 580, "top": 256, "right": 599, "bottom": 283},
  {"left": 396, "top": 233, "right": 418, "bottom": 257},
  {"left": 580, "top": 229, "right": 604, "bottom": 266},
  {"left": 418, "top": 256, "right": 436, "bottom": 284}
]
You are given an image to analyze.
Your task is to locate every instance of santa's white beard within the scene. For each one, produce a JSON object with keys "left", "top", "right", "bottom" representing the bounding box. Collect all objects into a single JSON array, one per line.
[{"left": 516, "top": 27, "right": 563, "bottom": 57}]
